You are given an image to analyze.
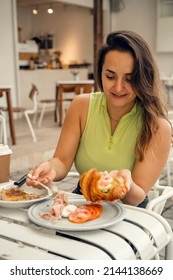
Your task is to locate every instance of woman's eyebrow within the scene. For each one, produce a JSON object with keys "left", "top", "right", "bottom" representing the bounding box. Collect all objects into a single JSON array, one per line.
[
  {"left": 105, "top": 69, "right": 132, "bottom": 75},
  {"left": 105, "top": 69, "right": 115, "bottom": 74}
]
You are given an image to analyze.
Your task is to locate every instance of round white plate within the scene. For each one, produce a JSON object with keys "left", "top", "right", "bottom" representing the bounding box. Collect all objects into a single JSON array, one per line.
[
  {"left": 0, "top": 180, "right": 14, "bottom": 189},
  {"left": 0, "top": 184, "right": 50, "bottom": 208},
  {"left": 28, "top": 198, "right": 126, "bottom": 231}
]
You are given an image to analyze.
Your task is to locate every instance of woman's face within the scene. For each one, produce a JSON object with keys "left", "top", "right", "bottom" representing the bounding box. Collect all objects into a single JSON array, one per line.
[{"left": 101, "top": 50, "right": 137, "bottom": 109}]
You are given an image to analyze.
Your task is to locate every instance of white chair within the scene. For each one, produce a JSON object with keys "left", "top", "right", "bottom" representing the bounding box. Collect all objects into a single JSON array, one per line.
[
  {"left": 164, "top": 110, "right": 173, "bottom": 186},
  {"left": 147, "top": 184, "right": 173, "bottom": 214},
  {"left": 0, "top": 84, "right": 38, "bottom": 143},
  {"left": 0, "top": 112, "right": 7, "bottom": 144},
  {"left": 37, "top": 98, "right": 56, "bottom": 128},
  {"left": 165, "top": 148, "right": 173, "bottom": 186},
  {"left": 146, "top": 184, "right": 173, "bottom": 259},
  {"left": 37, "top": 86, "right": 77, "bottom": 128}
]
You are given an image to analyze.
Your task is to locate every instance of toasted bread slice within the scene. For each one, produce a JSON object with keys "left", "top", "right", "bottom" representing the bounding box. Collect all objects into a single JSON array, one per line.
[{"left": 1, "top": 188, "right": 30, "bottom": 201}]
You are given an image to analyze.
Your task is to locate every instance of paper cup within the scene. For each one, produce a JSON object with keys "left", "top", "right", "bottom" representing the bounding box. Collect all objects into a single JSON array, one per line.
[{"left": 0, "top": 144, "right": 12, "bottom": 183}]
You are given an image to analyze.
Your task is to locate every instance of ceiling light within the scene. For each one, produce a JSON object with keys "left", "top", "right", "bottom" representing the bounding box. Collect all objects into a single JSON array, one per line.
[
  {"left": 32, "top": 8, "right": 38, "bottom": 15},
  {"left": 47, "top": 8, "right": 53, "bottom": 14}
]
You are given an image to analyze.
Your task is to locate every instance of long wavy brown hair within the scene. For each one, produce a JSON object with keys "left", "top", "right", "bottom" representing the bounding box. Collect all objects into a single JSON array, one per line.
[{"left": 97, "top": 30, "right": 169, "bottom": 161}]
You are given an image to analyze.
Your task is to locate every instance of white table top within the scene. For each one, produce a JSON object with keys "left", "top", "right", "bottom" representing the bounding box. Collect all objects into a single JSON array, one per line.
[
  {"left": 0, "top": 199, "right": 172, "bottom": 260},
  {"left": 0, "top": 86, "right": 12, "bottom": 89}
]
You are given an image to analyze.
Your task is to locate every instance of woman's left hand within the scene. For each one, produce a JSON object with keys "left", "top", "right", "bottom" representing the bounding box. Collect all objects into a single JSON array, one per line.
[{"left": 109, "top": 169, "right": 132, "bottom": 191}]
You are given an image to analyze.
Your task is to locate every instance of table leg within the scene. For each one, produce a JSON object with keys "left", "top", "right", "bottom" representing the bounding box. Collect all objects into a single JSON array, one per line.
[
  {"left": 59, "top": 87, "right": 63, "bottom": 126},
  {"left": 6, "top": 90, "right": 16, "bottom": 145},
  {"left": 55, "top": 85, "right": 59, "bottom": 123}
]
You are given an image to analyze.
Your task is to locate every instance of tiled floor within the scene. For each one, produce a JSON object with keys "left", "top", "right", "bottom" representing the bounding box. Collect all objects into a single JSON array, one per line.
[{"left": 4, "top": 113, "right": 173, "bottom": 245}]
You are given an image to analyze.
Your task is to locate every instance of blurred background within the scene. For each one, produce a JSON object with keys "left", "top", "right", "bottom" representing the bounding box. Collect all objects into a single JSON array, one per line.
[{"left": 0, "top": 0, "right": 173, "bottom": 108}]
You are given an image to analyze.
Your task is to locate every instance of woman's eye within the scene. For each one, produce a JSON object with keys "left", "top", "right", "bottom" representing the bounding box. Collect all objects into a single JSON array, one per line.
[
  {"left": 125, "top": 76, "right": 132, "bottom": 83},
  {"left": 106, "top": 76, "right": 114, "bottom": 80}
]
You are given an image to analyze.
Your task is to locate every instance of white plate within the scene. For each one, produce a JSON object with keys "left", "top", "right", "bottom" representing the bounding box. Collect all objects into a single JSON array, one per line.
[
  {"left": 0, "top": 183, "right": 50, "bottom": 208},
  {"left": 28, "top": 198, "right": 126, "bottom": 231},
  {"left": 0, "top": 180, "right": 14, "bottom": 189}
]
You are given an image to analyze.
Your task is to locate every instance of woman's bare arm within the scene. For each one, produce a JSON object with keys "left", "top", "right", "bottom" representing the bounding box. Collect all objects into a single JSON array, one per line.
[
  {"left": 51, "top": 94, "right": 90, "bottom": 180},
  {"left": 122, "top": 118, "right": 172, "bottom": 206}
]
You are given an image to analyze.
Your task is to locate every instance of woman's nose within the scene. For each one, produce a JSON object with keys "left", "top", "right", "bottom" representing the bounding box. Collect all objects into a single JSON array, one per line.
[{"left": 113, "top": 78, "right": 123, "bottom": 92}]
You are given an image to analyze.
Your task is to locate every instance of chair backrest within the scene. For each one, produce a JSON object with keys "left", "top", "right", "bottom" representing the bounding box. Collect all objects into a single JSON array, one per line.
[
  {"left": 62, "top": 86, "right": 76, "bottom": 93},
  {"left": 146, "top": 185, "right": 173, "bottom": 214},
  {"left": 75, "top": 84, "right": 94, "bottom": 95},
  {"left": 58, "top": 82, "right": 95, "bottom": 97},
  {"left": 29, "top": 84, "right": 39, "bottom": 100},
  {"left": 27, "top": 84, "right": 39, "bottom": 113}
]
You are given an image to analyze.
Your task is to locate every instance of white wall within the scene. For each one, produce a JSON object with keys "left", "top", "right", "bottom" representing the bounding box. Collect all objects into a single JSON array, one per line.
[
  {"left": 0, "top": 0, "right": 18, "bottom": 106},
  {"left": 17, "top": 4, "right": 93, "bottom": 66},
  {"left": 17, "top": 0, "right": 110, "bottom": 68},
  {"left": 110, "top": 0, "right": 173, "bottom": 76}
]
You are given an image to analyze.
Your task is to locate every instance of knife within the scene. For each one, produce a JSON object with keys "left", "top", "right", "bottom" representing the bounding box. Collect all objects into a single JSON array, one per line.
[{"left": 13, "top": 174, "right": 27, "bottom": 187}]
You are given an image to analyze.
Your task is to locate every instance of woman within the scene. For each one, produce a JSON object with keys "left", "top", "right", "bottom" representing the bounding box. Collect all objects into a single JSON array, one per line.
[{"left": 27, "top": 30, "right": 172, "bottom": 207}]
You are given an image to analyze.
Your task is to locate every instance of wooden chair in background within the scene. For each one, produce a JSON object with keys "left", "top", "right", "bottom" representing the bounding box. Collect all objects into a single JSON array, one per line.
[
  {"left": 37, "top": 86, "right": 75, "bottom": 128},
  {"left": 0, "top": 84, "right": 38, "bottom": 143}
]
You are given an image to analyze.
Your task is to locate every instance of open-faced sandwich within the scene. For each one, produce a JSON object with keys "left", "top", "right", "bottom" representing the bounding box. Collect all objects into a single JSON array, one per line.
[
  {"left": 1, "top": 187, "right": 43, "bottom": 201},
  {"left": 80, "top": 168, "right": 129, "bottom": 202}
]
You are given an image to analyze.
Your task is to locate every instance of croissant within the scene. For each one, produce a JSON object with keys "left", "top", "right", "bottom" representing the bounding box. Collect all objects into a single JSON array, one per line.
[{"left": 80, "top": 168, "right": 129, "bottom": 202}]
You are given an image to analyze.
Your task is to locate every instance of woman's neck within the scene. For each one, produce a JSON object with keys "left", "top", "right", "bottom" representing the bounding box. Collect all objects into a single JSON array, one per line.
[
  {"left": 108, "top": 114, "right": 121, "bottom": 123},
  {"left": 107, "top": 102, "right": 135, "bottom": 134},
  {"left": 107, "top": 111, "right": 123, "bottom": 134},
  {"left": 107, "top": 100, "right": 135, "bottom": 123},
  {"left": 107, "top": 107, "right": 124, "bottom": 123}
]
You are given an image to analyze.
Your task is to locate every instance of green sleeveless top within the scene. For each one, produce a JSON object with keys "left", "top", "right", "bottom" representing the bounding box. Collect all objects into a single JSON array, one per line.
[{"left": 75, "top": 92, "right": 143, "bottom": 174}]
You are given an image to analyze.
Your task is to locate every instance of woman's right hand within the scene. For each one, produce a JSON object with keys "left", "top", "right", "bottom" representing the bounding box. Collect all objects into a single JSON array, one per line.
[{"left": 26, "top": 161, "right": 56, "bottom": 187}]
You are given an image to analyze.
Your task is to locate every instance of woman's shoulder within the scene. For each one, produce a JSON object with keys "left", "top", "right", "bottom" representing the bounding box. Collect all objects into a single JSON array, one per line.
[
  {"left": 72, "top": 92, "right": 103, "bottom": 106},
  {"left": 158, "top": 117, "right": 171, "bottom": 131},
  {"left": 70, "top": 93, "right": 90, "bottom": 114},
  {"left": 69, "top": 92, "right": 103, "bottom": 131},
  {"left": 68, "top": 94, "right": 90, "bottom": 125},
  {"left": 157, "top": 117, "right": 172, "bottom": 141}
]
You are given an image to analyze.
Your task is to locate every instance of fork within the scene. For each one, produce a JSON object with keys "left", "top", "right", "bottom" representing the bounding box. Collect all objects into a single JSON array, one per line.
[
  {"left": 27, "top": 173, "right": 82, "bottom": 199},
  {"left": 27, "top": 174, "right": 56, "bottom": 197}
]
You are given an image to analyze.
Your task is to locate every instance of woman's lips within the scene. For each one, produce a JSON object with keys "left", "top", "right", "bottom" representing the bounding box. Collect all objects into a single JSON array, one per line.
[{"left": 111, "top": 92, "right": 127, "bottom": 98}]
